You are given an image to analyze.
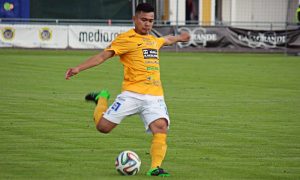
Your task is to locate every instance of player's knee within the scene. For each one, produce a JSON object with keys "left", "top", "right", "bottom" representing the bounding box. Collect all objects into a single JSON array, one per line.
[
  {"left": 96, "top": 122, "right": 111, "bottom": 134},
  {"left": 150, "top": 118, "right": 168, "bottom": 133},
  {"left": 96, "top": 118, "right": 116, "bottom": 134},
  {"left": 96, "top": 125, "right": 111, "bottom": 134}
]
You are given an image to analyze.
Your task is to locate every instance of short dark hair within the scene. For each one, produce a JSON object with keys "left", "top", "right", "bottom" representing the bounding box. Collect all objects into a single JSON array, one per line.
[{"left": 136, "top": 3, "right": 154, "bottom": 13}]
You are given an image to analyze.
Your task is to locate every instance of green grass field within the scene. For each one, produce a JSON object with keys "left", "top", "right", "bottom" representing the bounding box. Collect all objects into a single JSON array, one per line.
[{"left": 0, "top": 49, "right": 299, "bottom": 179}]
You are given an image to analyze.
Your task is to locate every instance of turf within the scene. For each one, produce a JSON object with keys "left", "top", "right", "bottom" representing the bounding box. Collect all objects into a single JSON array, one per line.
[{"left": 0, "top": 49, "right": 299, "bottom": 179}]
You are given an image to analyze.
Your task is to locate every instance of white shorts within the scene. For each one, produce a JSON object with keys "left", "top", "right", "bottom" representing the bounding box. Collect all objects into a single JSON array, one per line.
[{"left": 103, "top": 91, "right": 170, "bottom": 133}]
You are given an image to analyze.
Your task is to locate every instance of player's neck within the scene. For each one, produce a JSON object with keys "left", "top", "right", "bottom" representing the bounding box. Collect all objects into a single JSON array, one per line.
[{"left": 134, "top": 29, "right": 150, "bottom": 36}]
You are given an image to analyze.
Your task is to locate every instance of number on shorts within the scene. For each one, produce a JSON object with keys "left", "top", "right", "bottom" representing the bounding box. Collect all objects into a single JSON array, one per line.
[{"left": 111, "top": 102, "right": 121, "bottom": 112}]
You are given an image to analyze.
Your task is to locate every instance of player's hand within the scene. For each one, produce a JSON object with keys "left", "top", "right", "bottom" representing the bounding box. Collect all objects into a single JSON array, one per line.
[
  {"left": 65, "top": 67, "right": 79, "bottom": 80},
  {"left": 179, "top": 31, "right": 190, "bottom": 42}
]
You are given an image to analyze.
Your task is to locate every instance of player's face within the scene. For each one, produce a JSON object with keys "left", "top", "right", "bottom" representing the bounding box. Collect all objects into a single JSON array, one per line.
[{"left": 133, "top": 11, "right": 154, "bottom": 35}]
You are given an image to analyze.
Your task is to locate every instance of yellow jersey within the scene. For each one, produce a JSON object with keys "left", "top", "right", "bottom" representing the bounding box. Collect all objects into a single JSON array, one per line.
[{"left": 105, "top": 29, "right": 165, "bottom": 96}]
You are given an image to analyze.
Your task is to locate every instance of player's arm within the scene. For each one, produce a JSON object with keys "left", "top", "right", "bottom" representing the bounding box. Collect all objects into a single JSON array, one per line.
[
  {"left": 65, "top": 50, "right": 115, "bottom": 80},
  {"left": 163, "top": 31, "right": 190, "bottom": 46}
]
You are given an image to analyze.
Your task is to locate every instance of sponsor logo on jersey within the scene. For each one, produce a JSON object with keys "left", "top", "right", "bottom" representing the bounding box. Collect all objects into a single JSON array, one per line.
[
  {"left": 145, "top": 60, "right": 159, "bottom": 64},
  {"left": 142, "top": 49, "right": 158, "bottom": 59},
  {"left": 146, "top": 66, "right": 159, "bottom": 71}
]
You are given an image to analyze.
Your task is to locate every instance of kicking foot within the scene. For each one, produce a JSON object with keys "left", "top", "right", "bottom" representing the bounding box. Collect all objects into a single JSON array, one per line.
[{"left": 85, "top": 90, "right": 110, "bottom": 104}]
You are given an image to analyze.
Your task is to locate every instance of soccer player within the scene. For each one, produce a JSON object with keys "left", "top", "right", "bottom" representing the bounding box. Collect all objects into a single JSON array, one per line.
[{"left": 65, "top": 3, "right": 190, "bottom": 177}]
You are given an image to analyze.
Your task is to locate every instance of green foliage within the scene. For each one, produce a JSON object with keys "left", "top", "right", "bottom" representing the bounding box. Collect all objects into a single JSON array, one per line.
[{"left": 0, "top": 49, "right": 299, "bottom": 179}]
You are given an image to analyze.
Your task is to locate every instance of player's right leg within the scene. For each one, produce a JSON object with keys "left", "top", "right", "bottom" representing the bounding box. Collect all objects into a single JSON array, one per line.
[
  {"left": 85, "top": 90, "right": 117, "bottom": 133},
  {"left": 96, "top": 117, "right": 118, "bottom": 133},
  {"left": 86, "top": 90, "right": 141, "bottom": 134}
]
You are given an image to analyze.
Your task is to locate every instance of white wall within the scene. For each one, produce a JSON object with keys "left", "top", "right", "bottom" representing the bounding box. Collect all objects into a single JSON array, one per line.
[
  {"left": 252, "top": 0, "right": 287, "bottom": 23},
  {"left": 222, "top": 0, "right": 232, "bottom": 23},
  {"left": 169, "top": 0, "right": 186, "bottom": 25},
  {"left": 223, "top": 0, "right": 288, "bottom": 30}
]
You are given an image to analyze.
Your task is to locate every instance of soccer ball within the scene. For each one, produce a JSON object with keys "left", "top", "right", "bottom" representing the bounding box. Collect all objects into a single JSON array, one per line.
[{"left": 115, "top": 150, "right": 141, "bottom": 176}]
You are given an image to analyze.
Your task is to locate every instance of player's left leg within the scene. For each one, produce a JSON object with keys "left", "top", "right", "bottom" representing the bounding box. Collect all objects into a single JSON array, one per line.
[
  {"left": 149, "top": 118, "right": 168, "bottom": 166},
  {"left": 146, "top": 118, "right": 170, "bottom": 177},
  {"left": 141, "top": 95, "right": 170, "bottom": 177},
  {"left": 140, "top": 95, "right": 170, "bottom": 176}
]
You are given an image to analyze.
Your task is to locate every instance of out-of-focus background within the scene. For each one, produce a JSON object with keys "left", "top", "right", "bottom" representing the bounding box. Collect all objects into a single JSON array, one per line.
[{"left": 0, "top": 0, "right": 300, "bottom": 54}]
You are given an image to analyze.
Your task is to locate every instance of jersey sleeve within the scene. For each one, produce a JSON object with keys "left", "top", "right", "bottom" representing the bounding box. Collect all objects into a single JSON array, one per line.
[
  {"left": 105, "top": 35, "right": 131, "bottom": 55},
  {"left": 156, "top": 37, "right": 166, "bottom": 49}
]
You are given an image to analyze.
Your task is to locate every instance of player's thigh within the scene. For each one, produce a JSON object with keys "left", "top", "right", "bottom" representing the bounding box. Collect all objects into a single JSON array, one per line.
[
  {"left": 140, "top": 97, "right": 170, "bottom": 133},
  {"left": 103, "top": 93, "right": 141, "bottom": 124}
]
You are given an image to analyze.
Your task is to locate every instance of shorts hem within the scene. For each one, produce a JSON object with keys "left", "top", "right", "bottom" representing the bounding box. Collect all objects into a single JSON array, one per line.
[{"left": 102, "top": 115, "right": 122, "bottom": 125}]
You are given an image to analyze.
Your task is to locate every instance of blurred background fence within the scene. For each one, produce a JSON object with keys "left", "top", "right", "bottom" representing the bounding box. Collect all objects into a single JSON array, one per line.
[{"left": 0, "top": 0, "right": 300, "bottom": 53}]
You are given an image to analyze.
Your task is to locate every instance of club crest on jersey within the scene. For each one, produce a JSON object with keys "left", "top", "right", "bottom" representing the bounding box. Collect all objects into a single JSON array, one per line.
[{"left": 143, "top": 49, "right": 158, "bottom": 59}]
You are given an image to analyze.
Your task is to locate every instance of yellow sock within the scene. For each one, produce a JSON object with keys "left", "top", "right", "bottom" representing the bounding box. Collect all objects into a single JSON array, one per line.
[
  {"left": 93, "top": 97, "right": 108, "bottom": 126},
  {"left": 150, "top": 133, "right": 167, "bottom": 168}
]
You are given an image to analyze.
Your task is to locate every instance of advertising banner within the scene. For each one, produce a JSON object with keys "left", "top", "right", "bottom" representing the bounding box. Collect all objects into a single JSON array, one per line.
[
  {"left": 68, "top": 25, "right": 132, "bottom": 49},
  {"left": 153, "top": 26, "right": 300, "bottom": 51},
  {"left": 1, "top": 24, "right": 299, "bottom": 52},
  {"left": 176, "top": 26, "right": 228, "bottom": 48},
  {"left": 227, "top": 27, "right": 300, "bottom": 50},
  {"left": 0, "top": 24, "right": 68, "bottom": 48}
]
